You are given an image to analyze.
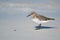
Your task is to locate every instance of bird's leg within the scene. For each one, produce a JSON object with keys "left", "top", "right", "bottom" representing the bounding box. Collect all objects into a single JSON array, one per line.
[
  {"left": 35, "top": 24, "right": 42, "bottom": 30},
  {"left": 39, "top": 24, "right": 41, "bottom": 27}
]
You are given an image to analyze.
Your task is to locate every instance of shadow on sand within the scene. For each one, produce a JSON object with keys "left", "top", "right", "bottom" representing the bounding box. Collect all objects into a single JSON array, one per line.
[{"left": 35, "top": 26, "right": 55, "bottom": 30}]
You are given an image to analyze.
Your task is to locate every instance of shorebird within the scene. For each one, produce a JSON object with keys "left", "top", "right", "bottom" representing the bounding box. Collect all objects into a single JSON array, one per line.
[{"left": 27, "top": 12, "right": 55, "bottom": 27}]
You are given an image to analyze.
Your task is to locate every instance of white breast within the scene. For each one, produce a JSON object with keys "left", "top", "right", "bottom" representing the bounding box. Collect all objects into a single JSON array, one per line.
[{"left": 32, "top": 18, "right": 48, "bottom": 24}]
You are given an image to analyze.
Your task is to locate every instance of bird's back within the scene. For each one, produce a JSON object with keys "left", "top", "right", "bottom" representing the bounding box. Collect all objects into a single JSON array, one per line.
[
  {"left": 36, "top": 14, "right": 47, "bottom": 21},
  {"left": 36, "top": 14, "right": 55, "bottom": 21}
]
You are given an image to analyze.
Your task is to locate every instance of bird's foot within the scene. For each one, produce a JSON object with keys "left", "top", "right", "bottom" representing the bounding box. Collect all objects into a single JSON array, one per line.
[
  {"left": 35, "top": 25, "right": 41, "bottom": 30},
  {"left": 35, "top": 28, "right": 40, "bottom": 30},
  {"left": 39, "top": 24, "right": 41, "bottom": 26}
]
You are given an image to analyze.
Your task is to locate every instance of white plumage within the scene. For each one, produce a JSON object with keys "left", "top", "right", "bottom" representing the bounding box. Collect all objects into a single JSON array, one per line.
[{"left": 32, "top": 18, "right": 48, "bottom": 24}]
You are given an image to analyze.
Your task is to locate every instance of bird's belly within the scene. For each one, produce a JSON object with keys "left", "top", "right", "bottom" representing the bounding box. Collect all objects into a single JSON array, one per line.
[{"left": 32, "top": 18, "right": 48, "bottom": 24}]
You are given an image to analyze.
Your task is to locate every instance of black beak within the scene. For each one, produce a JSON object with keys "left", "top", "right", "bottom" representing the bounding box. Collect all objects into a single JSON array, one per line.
[{"left": 27, "top": 15, "right": 30, "bottom": 17}]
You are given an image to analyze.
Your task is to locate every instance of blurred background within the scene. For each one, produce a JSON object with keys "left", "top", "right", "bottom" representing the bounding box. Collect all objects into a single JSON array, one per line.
[{"left": 0, "top": 0, "right": 60, "bottom": 40}]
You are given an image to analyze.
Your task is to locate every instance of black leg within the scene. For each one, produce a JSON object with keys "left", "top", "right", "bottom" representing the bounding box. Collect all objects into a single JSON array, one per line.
[
  {"left": 35, "top": 24, "right": 42, "bottom": 30},
  {"left": 39, "top": 24, "right": 41, "bottom": 26}
]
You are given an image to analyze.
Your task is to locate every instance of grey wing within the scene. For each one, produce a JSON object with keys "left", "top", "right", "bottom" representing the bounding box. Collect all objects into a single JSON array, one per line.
[{"left": 36, "top": 15, "right": 47, "bottom": 21}]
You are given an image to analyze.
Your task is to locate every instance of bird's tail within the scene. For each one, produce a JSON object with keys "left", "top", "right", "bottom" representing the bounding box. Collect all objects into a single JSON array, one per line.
[{"left": 47, "top": 18, "right": 55, "bottom": 20}]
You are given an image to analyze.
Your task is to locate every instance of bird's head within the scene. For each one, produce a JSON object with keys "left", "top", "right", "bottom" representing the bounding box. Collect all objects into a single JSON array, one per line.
[{"left": 27, "top": 12, "right": 37, "bottom": 17}]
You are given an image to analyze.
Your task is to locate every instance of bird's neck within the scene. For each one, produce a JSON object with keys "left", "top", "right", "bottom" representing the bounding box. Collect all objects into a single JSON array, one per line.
[{"left": 31, "top": 15, "right": 37, "bottom": 18}]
